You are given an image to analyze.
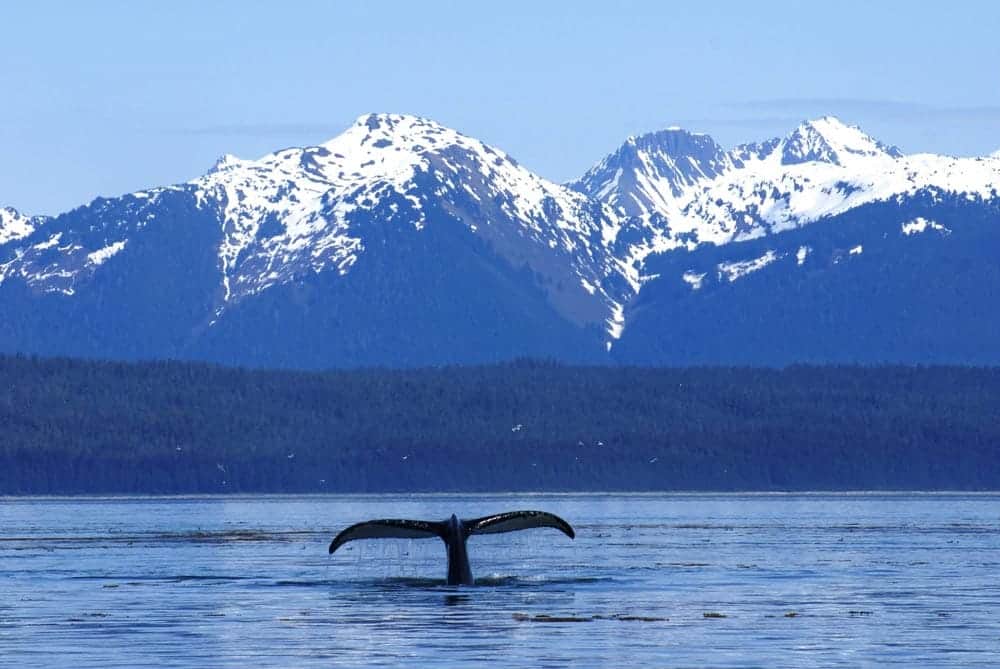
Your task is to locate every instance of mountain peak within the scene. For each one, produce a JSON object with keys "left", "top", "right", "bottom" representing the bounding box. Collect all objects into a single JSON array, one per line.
[
  {"left": 352, "top": 112, "right": 440, "bottom": 130},
  {"left": 780, "top": 116, "right": 902, "bottom": 166},
  {"left": 622, "top": 126, "right": 720, "bottom": 157},
  {"left": 569, "top": 125, "right": 729, "bottom": 218},
  {"left": 627, "top": 124, "right": 707, "bottom": 140},
  {"left": 805, "top": 114, "right": 850, "bottom": 128},
  {"left": 207, "top": 153, "right": 242, "bottom": 174},
  {"left": 338, "top": 112, "right": 462, "bottom": 147}
]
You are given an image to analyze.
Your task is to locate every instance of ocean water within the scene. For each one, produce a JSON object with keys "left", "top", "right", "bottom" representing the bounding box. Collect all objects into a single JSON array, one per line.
[{"left": 1, "top": 493, "right": 998, "bottom": 668}]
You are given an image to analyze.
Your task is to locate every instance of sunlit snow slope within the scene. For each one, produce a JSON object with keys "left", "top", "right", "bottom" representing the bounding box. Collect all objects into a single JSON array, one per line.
[{"left": 574, "top": 116, "right": 1000, "bottom": 248}]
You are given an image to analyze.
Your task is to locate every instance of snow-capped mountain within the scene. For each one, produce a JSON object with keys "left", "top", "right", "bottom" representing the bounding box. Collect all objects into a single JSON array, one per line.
[
  {"left": 195, "top": 113, "right": 635, "bottom": 316},
  {"left": 1, "top": 114, "right": 639, "bottom": 343},
  {"left": 1, "top": 114, "right": 998, "bottom": 367},
  {"left": 574, "top": 116, "right": 1000, "bottom": 247},
  {"left": 0, "top": 114, "right": 651, "bottom": 365}
]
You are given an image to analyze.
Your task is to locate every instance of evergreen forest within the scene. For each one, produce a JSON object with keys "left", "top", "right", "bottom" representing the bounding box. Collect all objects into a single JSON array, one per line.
[{"left": 2, "top": 355, "right": 998, "bottom": 494}]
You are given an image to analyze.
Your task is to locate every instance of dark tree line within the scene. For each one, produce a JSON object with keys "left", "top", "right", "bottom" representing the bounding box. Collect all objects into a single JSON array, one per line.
[{"left": 1, "top": 355, "right": 998, "bottom": 494}]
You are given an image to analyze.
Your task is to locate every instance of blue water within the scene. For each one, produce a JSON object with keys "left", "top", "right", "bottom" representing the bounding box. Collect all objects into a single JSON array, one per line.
[{"left": 2, "top": 494, "right": 999, "bottom": 667}]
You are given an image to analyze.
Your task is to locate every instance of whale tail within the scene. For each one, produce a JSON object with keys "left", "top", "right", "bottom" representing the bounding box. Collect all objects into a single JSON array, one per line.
[{"left": 328, "top": 510, "right": 574, "bottom": 585}]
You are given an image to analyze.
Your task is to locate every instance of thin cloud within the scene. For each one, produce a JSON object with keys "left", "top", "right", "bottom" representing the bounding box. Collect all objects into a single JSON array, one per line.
[
  {"left": 669, "top": 116, "right": 802, "bottom": 129},
  {"left": 731, "top": 98, "right": 932, "bottom": 113},
  {"left": 169, "top": 122, "right": 348, "bottom": 137},
  {"left": 727, "top": 98, "right": 1000, "bottom": 121}
]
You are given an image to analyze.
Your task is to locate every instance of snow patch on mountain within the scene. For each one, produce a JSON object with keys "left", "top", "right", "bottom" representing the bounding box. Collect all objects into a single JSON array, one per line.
[
  {"left": 33, "top": 232, "right": 63, "bottom": 251},
  {"left": 796, "top": 246, "right": 811, "bottom": 266},
  {"left": 901, "top": 217, "right": 951, "bottom": 236},
  {"left": 87, "top": 240, "right": 128, "bottom": 266},
  {"left": 718, "top": 250, "right": 780, "bottom": 282},
  {"left": 0, "top": 207, "right": 44, "bottom": 246},
  {"left": 682, "top": 270, "right": 706, "bottom": 290},
  {"left": 606, "top": 302, "right": 625, "bottom": 341},
  {"left": 0, "top": 190, "right": 171, "bottom": 294}
]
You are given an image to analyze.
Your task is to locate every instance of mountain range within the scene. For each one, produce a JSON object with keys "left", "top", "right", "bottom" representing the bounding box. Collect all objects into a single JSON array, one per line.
[{"left": 2, "top": 114, "right": 998, "bottom": 367}]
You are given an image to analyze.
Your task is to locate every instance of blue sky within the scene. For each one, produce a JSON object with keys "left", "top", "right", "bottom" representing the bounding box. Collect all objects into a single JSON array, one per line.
[{"left": 3, "top": 0, "right": 1000, "bottom": 215}]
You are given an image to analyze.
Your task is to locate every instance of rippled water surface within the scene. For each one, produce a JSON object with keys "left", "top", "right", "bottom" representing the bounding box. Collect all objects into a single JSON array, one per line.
[{"left": 2, "top": 494, "right": 999, "bottom": 667}]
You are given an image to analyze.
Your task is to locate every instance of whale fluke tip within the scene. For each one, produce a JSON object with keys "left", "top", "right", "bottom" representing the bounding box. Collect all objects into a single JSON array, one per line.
[
  {"left": 464, "top": 510, "right": 575, "bottom": 540},
  {"left": 327, "top": 518, "right": 446, "bottom": 554}
]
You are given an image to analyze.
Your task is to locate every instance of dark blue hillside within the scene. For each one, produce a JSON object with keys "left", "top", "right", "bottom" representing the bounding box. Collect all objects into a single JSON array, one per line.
[
  {"left": 0, "top": 191, "right": 222, "bottom": 360},
  {"left": 0, "top": 190, "right": 605, "bottom": 367},
  {"left": 615, "top": 194, "right": 1000, "bottom": 365},
  {"left": 191, "top": 211, "right": 605, "bottom": 368}
]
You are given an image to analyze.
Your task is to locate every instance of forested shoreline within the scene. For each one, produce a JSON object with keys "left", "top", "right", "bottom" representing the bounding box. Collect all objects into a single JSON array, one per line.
[{"left": 2, "top": 355, "right": 998, "bottom": 494}]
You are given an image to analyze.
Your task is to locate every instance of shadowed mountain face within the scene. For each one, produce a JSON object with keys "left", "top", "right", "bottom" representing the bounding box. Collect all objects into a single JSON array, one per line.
[
  {"left": 569, "top": 128, "right": 732, "bottom": 218},
  {"left": 1, "top": 114, "right": 998, "bottom": 367},
  {"left": 613, "top": 195, "right": 1000, "bottom": 365}
]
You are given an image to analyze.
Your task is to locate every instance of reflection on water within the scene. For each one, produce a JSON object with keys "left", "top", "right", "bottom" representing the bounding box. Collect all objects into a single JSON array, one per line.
[{"left": 2, "top": 493, "right": 999, "bottom": 668}]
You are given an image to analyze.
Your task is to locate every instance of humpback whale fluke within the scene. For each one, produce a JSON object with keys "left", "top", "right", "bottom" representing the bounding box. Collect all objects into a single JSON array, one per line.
[{"left": 328, "top": 510, "right": 575, "bottom": 585}]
